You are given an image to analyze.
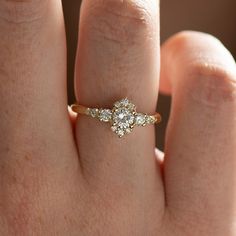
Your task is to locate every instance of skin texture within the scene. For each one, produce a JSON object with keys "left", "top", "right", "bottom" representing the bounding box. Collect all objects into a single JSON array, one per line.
[{"left": 0, "top": 0, "right": 236, "bottom": 235}]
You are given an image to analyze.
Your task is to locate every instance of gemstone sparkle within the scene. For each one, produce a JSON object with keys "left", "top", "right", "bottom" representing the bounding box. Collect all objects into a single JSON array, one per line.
[
  {"left": 99, "top": 109, "right": 112, "bottom": 122},
  {"left": 135, "top": 113, "right": 146, "bottom": 126}
]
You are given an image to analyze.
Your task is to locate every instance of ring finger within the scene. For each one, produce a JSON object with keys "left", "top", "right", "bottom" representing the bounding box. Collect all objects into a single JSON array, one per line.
[{"left": 74, "top": 0, "right": 165, "bottom": 230}]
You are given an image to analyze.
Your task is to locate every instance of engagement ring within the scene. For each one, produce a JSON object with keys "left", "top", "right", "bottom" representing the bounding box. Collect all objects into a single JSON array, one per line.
[{"left": 71, "top": 98, "right": 161, "bottom": 138}]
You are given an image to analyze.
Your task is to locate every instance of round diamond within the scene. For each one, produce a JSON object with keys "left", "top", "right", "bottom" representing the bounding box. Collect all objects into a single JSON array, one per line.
[
  {"left": 99, "top": 109, "right": 112, "bottom": 122},
  {"left": 89, "top": 108, "right": 99, "bottom": 118},
  {"left": 117, "top": 129, "right": 125, "bottom": 137},
  {"left": 146, "top": 116, "right": 156, "bottom": 124},
  {"left": 135, "top": 113, "right": 146, "bottom": 126},
  {"left": 120, "top": 98, "right": 129, "bottom": 107},
  {"left": 126, "top": 128, "right": 132, "bottom": 134},
  {"left": 111, "top": 126, "right": 117, "bottom": 132},
  {"left": 113, "top": 108, "right": 134, "bottom": 129},
  {"left": 114, "top": 98, "right": 129, "bottom": 108}
]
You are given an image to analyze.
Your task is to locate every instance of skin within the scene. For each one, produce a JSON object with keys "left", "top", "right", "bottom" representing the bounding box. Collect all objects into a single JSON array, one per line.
[{"left": 0, "top": 0, "right": 236, "bottom": 235}]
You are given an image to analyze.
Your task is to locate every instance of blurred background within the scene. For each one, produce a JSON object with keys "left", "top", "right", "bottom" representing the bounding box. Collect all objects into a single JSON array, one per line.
[{"left": 62, "top": 0, "right": 236, "bottom": 150}]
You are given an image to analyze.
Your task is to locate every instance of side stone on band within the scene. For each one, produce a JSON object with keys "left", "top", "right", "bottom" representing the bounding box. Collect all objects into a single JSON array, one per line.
[{"left": 71, "top": 98, "right": 161, "bottom": 138}]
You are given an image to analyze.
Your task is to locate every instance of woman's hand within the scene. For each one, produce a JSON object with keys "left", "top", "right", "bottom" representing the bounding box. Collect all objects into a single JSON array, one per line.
[{"left": 0, "top": 0, "right": 236, "bottom": 235}]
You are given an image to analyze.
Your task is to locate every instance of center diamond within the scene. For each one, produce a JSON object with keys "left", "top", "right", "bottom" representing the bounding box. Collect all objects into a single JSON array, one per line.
[
  {"left": 111, "top": 99, "right": 136, "bottom": 137},
  {"left": 114, "top": 108, "right": 134, "bottom": 129}
]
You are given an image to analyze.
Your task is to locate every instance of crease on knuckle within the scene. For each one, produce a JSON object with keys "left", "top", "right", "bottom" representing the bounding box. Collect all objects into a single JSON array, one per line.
[
  {"left": 0, "top": 0, "right": 48, "bottom": 24},
  {"left": 185, "top": 61, "right": 236, "bottom": 108},
  {"left": 85, "top": 0, "right": 154, "bottom": 45}
]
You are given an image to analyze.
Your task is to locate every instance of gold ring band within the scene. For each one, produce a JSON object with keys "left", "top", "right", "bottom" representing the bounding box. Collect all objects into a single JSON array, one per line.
[{"left": 71, "top": 98, "right": 161, "bottom": 138}]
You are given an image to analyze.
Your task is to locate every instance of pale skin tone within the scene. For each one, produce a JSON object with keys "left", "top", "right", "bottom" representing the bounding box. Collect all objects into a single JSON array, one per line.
[{"left": 0, "top": 0, "right": 236, "bottom": 235}]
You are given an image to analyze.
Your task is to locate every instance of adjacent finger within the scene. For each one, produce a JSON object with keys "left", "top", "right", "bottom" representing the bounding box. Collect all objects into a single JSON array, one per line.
[
  {"left": 0, "top": 1, "right": 78, "bottom": 183},
  {"left": 160, "top": 31, "right": 236, "bottom": 234},
  {"left": 75, "top": 0, "right": 165, "bottom": 223}
]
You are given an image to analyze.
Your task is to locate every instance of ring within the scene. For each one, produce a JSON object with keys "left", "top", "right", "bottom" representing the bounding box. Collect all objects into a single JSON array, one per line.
[{"left": 71, "top": 98, "right": 161, "bottom": 138}]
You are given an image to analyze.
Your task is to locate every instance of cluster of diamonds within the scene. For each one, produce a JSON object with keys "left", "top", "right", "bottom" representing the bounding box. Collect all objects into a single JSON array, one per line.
[
  {"left": 88, "top": 99, "right": 157, "bottom": 138},
  {"left": 111, "top": 98, "right": 136, "bottom": 138}
]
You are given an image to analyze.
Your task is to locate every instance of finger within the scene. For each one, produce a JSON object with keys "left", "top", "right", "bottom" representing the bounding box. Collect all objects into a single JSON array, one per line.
[
  {"left": 75, "top": 0, "right": 165, "bottom": 221},
  {"left": 160, "top": 31, "right": 236, "bottom": 234},
  {"left": 68, "top": 106, "right": 77, "bottom": 137},
  {"left": 0, "top": 2, "right": 77, "bottom": 174},
  {"left": 155, "top": 148, "right": 164, "bottom": 163}
]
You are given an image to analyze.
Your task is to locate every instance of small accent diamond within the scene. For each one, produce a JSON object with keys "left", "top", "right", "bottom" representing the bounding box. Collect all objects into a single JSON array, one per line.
[
  {"left": 126, "top": 128, "right": 132, "bottom": 134},
  {"left": 111, "top": 126, "right": 117, "bottom": 132},
  {"left": 117, "top": 129, "right": 125, "bottom": 137},
  {"left": 146, "top": 116, "right": 156, "bottom": 124},
  {"left": 99, "top": 109, "right": 112, "bottom": 122},
  {"left": 114, "top": 98, "right": 131, "bottom": 108},
  {"left": 120, "top": 98, "right": 129, "bottom": 106},
  {"left": 135, "top": 113, "right": 146, "bottom": 126},
  {"left": 89, "top": 108, "right": 99, "bottom": 118}
]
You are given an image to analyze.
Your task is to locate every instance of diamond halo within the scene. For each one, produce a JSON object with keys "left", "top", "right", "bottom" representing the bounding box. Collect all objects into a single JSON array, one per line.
[{"left": 111, "top": 99, "right": 136, "bottom": 137}]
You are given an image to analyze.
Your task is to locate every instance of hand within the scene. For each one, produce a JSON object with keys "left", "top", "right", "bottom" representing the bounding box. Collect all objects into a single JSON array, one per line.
[{"left": 0, "top": 0, "right": 236, "bottom": 235}]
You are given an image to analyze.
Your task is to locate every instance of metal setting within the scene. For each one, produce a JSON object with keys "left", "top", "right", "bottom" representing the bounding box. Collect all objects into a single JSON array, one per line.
[{"left": 71, "top": 98, "right": 161, "bottom": 138}]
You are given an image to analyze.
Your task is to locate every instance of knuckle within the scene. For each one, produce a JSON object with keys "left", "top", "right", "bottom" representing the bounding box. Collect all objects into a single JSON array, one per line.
[
  {"left": 84, "top": 0, "right": 157, "bottom": 45},
  {"left": 0, "top": 0, "right": 48, "bottom": 24},
  {"left": 166, "top": 31, "right": 236, "bottom": 108},
  {"left": 186, "top": 61, "right": 236, "bottom": 108}
]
